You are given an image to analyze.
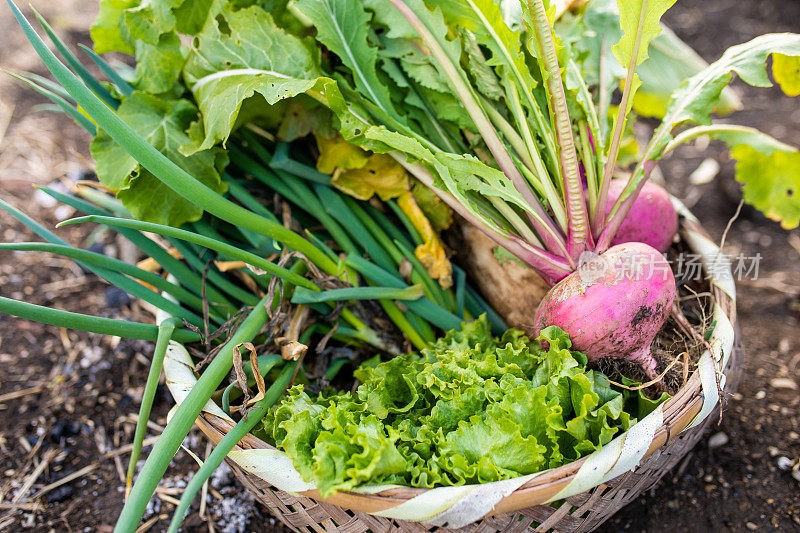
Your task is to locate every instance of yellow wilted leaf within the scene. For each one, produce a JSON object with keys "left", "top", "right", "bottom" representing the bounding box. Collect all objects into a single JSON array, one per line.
[
  {"left": 331, "top": 154, "right": 409, "bottom": 201},
  {"left": 415, "top": 238, "right": 453, "bottom": 290},
  {"left": 773, "top": 53, "right": 800, "bottom": 97},
  {"left": 315, "top": 134, "right": 370, "bottom": 174},
  {"left": 398, "top": 192, "right": 453, "bottom": 289},
  {"left": 411, "top": 181, "right": 453, "bottom": 231}
]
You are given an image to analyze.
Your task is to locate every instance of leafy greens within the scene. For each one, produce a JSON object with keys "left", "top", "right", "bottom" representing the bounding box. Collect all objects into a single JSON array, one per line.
[{"left": 259, "top": 316, "right": 666, "bottom": 496}]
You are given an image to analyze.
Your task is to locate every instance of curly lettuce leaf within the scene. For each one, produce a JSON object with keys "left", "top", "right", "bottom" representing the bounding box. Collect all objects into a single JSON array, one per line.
[
  {"left": 261, "top": 317, "right": 653, "bottom": 496},
  {"left": 90, "top": 91, "right": 228, "bottom": 226}
]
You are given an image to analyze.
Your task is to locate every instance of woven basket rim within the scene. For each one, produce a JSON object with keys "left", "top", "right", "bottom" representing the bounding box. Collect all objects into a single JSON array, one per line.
[{"left": 163, "top": 199, "right": 738, "bottom": 519}]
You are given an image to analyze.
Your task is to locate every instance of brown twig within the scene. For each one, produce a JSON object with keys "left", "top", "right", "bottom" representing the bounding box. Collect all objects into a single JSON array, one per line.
[
  {"left": 30, "top": 463, "right": 98, "bottom": 501},
  {"left": 0, "top": 385, "right": 44, "bottom": 404},
  {"left": 719, "top": 199, "right": 744, "bottom": 253},
  {"left": 12, "top": 449, "right": 57, "bottom": 503}
]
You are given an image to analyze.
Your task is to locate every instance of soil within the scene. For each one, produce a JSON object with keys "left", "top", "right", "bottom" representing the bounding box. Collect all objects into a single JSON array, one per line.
[{"left": 0, "top": 0, "right": 798, "bottom": 532}]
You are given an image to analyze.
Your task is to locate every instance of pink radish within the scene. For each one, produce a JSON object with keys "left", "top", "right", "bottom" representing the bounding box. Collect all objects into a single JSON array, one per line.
[
  {"left": 603, "top": 180, "right": 678, "bottom": 253},
  {"left": 533, "top": 242, "right": 675, "bottom": 379}
]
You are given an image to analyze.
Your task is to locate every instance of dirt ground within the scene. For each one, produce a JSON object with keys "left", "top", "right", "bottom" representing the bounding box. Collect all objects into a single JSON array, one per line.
[{"left": 0, "top": 0, "right": 798, "bottom": 532}]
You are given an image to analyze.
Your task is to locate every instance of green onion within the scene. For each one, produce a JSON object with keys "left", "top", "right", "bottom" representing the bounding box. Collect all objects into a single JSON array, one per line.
[
  {"left": 0, "top": 297, "right": 199, "bottom": 342},
  {"left": 31, "top": 7, "right": 118, "bottom": 109},
  {"left": 126, "top": 318, "right": 179, "bottom": 495},
  {"left": 58, "top": 215, "right": 318, "bottom": 292},
  {"left": 114, "top": 293, "right": 271, "bottom": 533},
  {"left": 35, "top": 186, "right": 236, "bottom": 312},
  {"left": 166, "top": 363, "right": 296, "bottom": 533},
  {"left": 0, "top": 199, "right": 207, "bottom": 327},
  {"left": 78, "top": 43, "right": 134, "bottom": 97},
  {"left": 291, "top": 284, "right": 424, "bottom": 304},
  {"left": 0, "top": 243, "right": 225, "bottom": 324}
]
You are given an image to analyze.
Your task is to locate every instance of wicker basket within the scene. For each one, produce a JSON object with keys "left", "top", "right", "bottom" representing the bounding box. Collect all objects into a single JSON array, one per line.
[{"left": 163, "top": 201, "right": 741, "bottom": 533}]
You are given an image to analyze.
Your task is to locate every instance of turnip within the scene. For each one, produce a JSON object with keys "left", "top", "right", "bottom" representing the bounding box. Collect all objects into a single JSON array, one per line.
[
  {"left": 533, "top": 243, "right": 675, "bottom": 379},
  {"left": 601, "top": 180, "right": 678, "bottom": 253}
]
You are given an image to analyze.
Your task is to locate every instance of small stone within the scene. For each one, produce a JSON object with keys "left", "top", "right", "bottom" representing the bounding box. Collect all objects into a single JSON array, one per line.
[
  {"left": 689, "top": 158, "right": 720, "bottom": 185},
  {"left": 45, "top": 484, "right": 72, "bottom": 503},
  {"left": 666, "top": 499, "right": 679, "bottom": 510},
  {"left": 732, "top": 392, "right": 744, "bottom": 401},
  {"left": 54, "top": 205, "right": 74, "bottom": 221},
  {"left": 777, "top": 457, "right": 794, "bottom": 470},
  {"left": 768, "top": 446, "right": 780, "bottom": 457},
  {"left": 76, "top": 242, "right": 108, "bottom": 274},
  {"left": 50, "top": 419, "right": 81, "bottom": 441},
  {"left": 709, "top": 432, "right": 729, "bottom": 449},
  {"left": 769, "top": 378, "right": 798, "bottom": 390},
  {"left": 778, "top": 338, "right": 791, "bottom": 353},
  {"left": 87, "top": 242, "right": 106, "bottom": 255},
  {"left": 792, "top": 470, "right": 800, "bottom": 483},
  {"left": 755, "top": 390, "right": 767, "bottom": 400},
  {"left": 746, "top": 522, "right": 758, "bottom": 530},
  {"left": 80, "top": 346, "right": 103, "bottom": 369},
  {"left": 789, "top": 432, "right": 799, "bottom": 440},
  {"left": 105, "top": 286, "right": 132, "bottom": 309}
]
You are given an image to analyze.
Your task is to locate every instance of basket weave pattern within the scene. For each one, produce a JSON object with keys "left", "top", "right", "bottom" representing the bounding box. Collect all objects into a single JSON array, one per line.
[
  {"left": 177, "top": 212, "right": 741, "bottom": 533},
  {"left": 219, "top": 334, "right": 741, "bottom": 533}
]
